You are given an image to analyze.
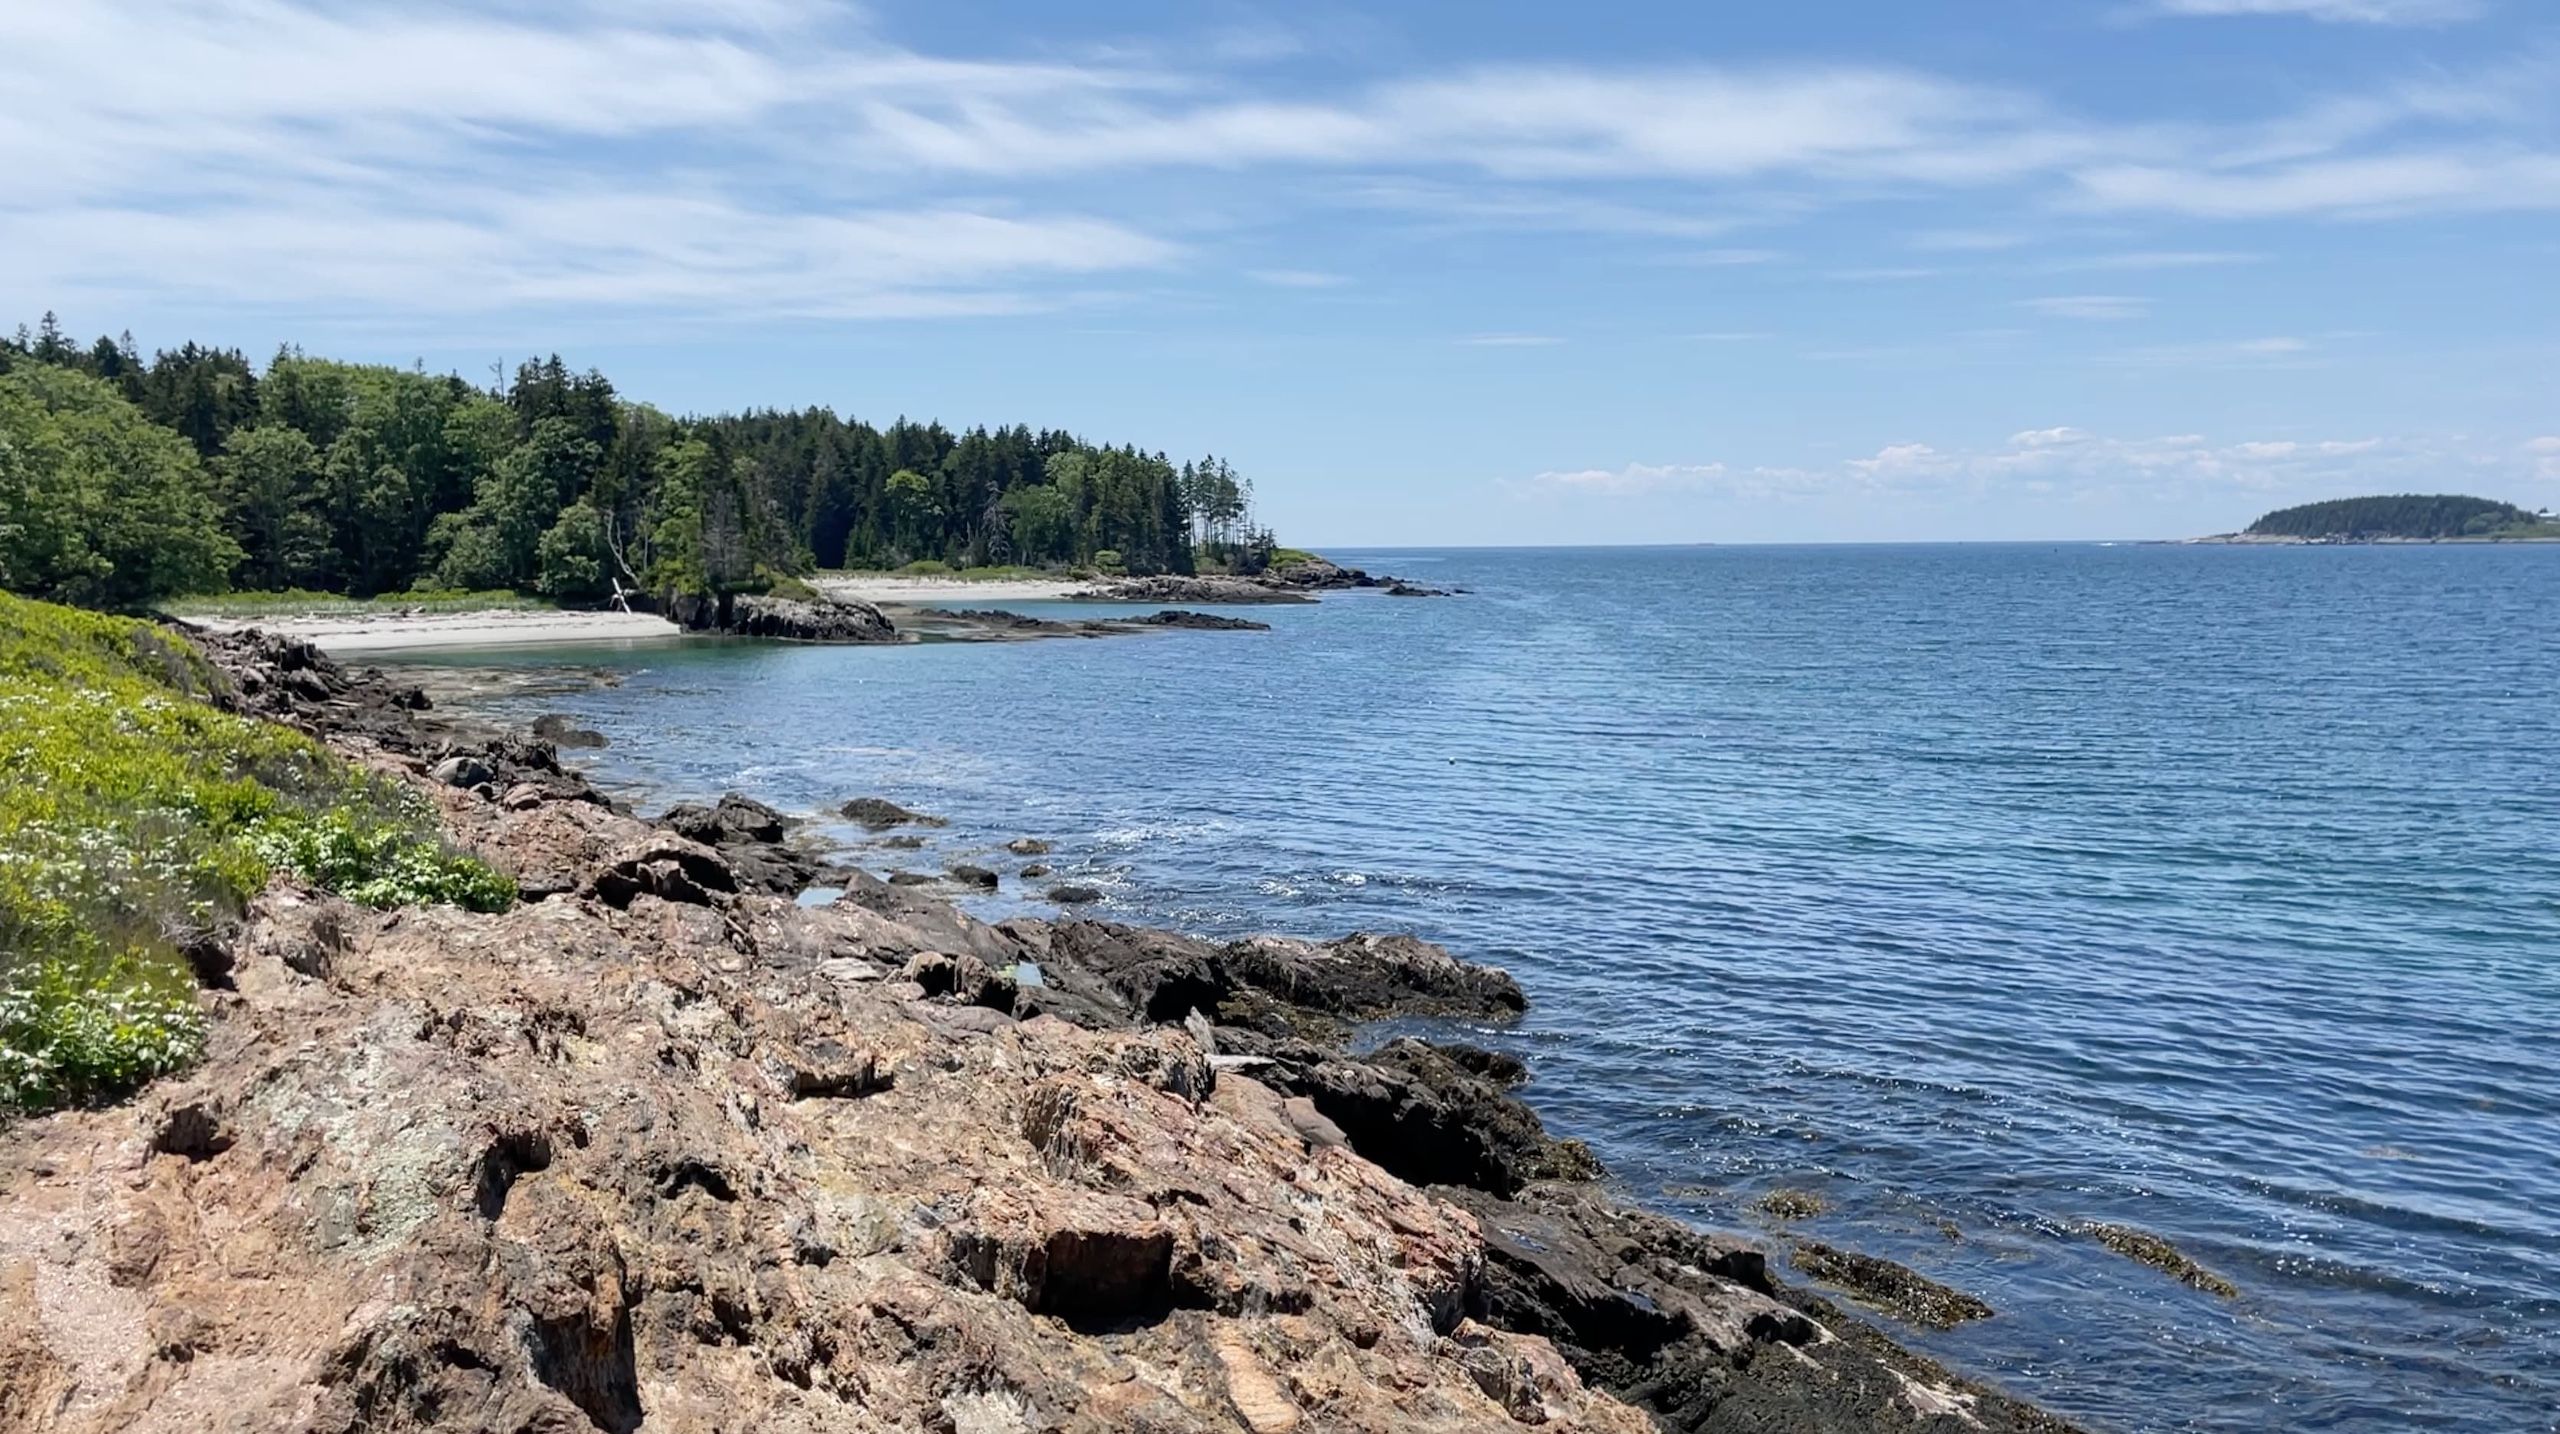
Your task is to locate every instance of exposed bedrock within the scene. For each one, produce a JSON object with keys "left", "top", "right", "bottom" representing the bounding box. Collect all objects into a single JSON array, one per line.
[{"left": 0, "top": 630, "right": 2070, "bottom": 1434}]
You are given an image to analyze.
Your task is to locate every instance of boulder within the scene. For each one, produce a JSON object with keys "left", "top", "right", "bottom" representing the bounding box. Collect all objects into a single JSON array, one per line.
[
  {"left": 1254, "top": 1038, "right": 1600, "bottom": 1196},
  {"left": 1262, "top": 556, "right": 1365, "bottom": 589},
  {"left": 670, "top": 590, "right": 898, "bottom": 642},
  {"left": 661, "top": 793, "right": 791, "bottom": 846},
  {"left": 430, "top": 754, "right": 496, "bottom": 789},
  {"left": 654, "top": 793, "right": 817, "bottom": 895},
  {"left": 586, "top": 832, "right": 738, "bottom": 908},
  {"left": 530, "top": 713, "right": 607, "bottom": 748},
  {"left": 1005, "top": 838, "right": 1052, "bottom": 856},
  {"left": 838, "top": 797, "right": 944, "bottom": 831},
  {"left": 947, "top": 863, "right": 1000, "bottom": 891},
  {"left": 1045, "top": 884, "right": 1103, "bottom": 905}
]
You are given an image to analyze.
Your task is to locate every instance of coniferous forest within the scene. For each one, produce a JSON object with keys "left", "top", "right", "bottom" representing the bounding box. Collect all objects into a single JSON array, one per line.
[
  {"left": 2243, "top": 494, "right": 2546, "bottom": 541},
  {"left": 0, "top": 314, "right": 1273, "bottom": 612}
]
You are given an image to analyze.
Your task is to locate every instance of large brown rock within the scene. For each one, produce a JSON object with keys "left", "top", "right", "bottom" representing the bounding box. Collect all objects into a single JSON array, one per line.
[{"left": 0, "top": 872, "right": 1646, "bottom": 1434}]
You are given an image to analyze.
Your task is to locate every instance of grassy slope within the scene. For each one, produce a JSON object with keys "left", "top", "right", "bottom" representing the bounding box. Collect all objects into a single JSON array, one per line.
[
  {"left": 161, "top": 588, "right": 554, "bottom": 619},
  {"left": 0, "top": 593, "right": 513, "bottom": 1112}
]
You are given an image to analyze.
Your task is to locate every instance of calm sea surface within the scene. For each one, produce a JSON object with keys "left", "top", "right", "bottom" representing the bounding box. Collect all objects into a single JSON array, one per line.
[{"left": 408, "top": 545, "right": 2560, "bottom": 1433}]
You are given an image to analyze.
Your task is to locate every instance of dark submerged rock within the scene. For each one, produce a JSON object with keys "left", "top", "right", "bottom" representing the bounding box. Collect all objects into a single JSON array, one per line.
[
  {"left": 947, "top": 863, "right": 1000, "bottom": 891},
  {"left": 1044, "top": 883, "right": 1100, "bottom": 905},
  {"left": 1448, "top": 1183, "right": 2069, "bottom": 1434},
  {"left": 1790, "top": 1242, "right": 1994, "bottom": 1329},
  {"left": 1068, "top": 575, "right": 1315, "bottom": 605},
  {"left": 1129, "top": 609, "right": 1272, "bottom": 631},
  {"left": 2086, "top": 1223, "right": 2238, "bottom": 1297},
  {"left": 1753, "top": 1188, "right": 1829, "bottom": 1223}
]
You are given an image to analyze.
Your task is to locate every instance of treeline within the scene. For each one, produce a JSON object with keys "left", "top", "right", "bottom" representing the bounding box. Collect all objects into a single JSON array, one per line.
[
  {"left": 2246, "top": 494, "right": 2538, "bottom": 540},
  {"left": 0, "top": 313, "right": 1273, "bottom": 611}
]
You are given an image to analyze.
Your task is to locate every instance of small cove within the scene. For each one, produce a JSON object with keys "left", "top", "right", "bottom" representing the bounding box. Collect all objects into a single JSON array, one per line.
[{"left": 396, "top": 543, "right": 2560, "bottom": 1434}]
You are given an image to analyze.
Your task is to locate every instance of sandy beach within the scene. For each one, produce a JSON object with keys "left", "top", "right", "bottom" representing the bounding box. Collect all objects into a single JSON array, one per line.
[
  {"left": 809, "top": 574, "right": 1085, "bottom": 604},
  {"left": 192, "top": 608, "right": 682, "bottom": 654}
]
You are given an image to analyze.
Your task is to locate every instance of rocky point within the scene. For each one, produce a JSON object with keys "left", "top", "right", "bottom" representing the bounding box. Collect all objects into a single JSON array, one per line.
[{"left": 0, "top": 628, "right": 2075, "bottom": 1434}]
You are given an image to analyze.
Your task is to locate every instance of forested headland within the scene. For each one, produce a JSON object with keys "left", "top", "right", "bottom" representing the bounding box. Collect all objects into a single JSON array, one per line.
[
  {"left": 0, "top": 313, "right": 1275, "bottom": 612},
  {"left": 2241, "top": 494, "right": 2558, "bottom": 542}
]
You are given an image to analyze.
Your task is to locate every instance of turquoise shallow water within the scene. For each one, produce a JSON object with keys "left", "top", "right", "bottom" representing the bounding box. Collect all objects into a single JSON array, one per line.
[{"left": 405, "top": 544, "right": 2560, "bottom": 1433}]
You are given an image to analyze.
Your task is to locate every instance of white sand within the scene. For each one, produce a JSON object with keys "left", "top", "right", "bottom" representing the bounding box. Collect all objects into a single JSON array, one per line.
[
  {"left": 811, "top": 575, "right": 1085, "bottom": 604},
  {"left": 196, "top": 609, "right": 682, "bottom": 654}
]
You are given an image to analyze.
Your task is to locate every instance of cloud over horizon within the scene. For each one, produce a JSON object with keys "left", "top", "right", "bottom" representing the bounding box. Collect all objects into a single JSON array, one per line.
[{"left": 5, "top": 0, "right": 2558, "bottom": 327}]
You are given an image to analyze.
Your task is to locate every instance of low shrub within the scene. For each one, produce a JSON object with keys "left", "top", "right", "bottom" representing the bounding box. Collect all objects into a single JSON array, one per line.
[
  {"left": 246, "top": 809, "right": 515, "bottom": 913},
  {"left": 0, "top": 591, "right": 513, "bottom": 1114}
]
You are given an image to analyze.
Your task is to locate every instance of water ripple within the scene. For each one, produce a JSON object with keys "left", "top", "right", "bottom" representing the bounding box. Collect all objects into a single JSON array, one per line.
[{"left": 416, "top": 544, "right": 2560, "bottom": 1434}]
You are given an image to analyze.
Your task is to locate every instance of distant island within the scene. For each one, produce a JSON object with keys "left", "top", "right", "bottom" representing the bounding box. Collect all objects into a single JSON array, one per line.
[{"left": 2198, "top": 494, "right": 2560, "bottom": 544}]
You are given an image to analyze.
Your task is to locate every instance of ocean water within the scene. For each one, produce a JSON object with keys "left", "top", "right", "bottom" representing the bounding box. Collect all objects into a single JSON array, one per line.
[{"left": 407, "top": 545, "right": 2560, "bottom": 1434}]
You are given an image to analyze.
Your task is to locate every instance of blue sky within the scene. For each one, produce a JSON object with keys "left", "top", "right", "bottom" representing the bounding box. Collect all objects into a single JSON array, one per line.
[{"left": 5, "top": 0, "right": 2556, "bottom": 543}]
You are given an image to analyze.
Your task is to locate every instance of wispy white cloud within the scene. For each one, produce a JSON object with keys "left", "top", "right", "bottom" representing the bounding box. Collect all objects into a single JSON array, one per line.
[
  {"left": 1246, "top": 268, "right": 1350, "bottom": 288},
  {"left": 1521, "top": 462, "right": 1726, "bottom": 496},
  {"left": 2144, "top": 0, "right": 2485, "bottom": 23},
  {"left": 1665, "top": 248, "right": 1785, "bottom": 266},
  {"left": 2074, "top": 153, "right": 2560, "bottom": 218},
  {"left": 2105, "top": 335, "right": 2318, "bottom": 366},
  {"left": 2024, "top": 294, "right": 2152, "bottom": 320},
  {"left": 2, "top": 0, "right": 2555, "bottom": 330},
  {"left": 1911, "top": 228, "right": 2032, "bottom": 252},
  {"left": 1521, "top": 428, "right": 2547, "bottom": 509},
  {"left": 2045, "top": 250, "right": 2264, "bottom": 271}
]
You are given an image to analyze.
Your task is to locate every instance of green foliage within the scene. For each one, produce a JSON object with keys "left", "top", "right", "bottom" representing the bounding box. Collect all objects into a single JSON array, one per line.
[
  {"left": 0, "top": 365, "right": 239, "bottom": 609},
  {"left": 5, "top": 319, "right": 1282, "bottom": 606},
  {"left": 535, "top": 503, "right": 614, "bottom": 601},
  {"left": 0, "top": 591, "right": 513, "bottom": 1114},
  {"left": 998, "top": 483, "right": 1076, "bottom": 564},
  {"left": 0, "top": 960, "right": 204, "bottom": 1112},
  {"left": 2247, "top": 494, "right": 2539, "bottom": 540},
  {"left": 427, "top": 513, "right": 511, "bottom": 592},
  {"left": 245, "top": 810, "right": 515, "bottom": 913},
  {"left": 899, "top": 559, "right": 952, "bottom": 576},
  {"left": 217, "top": 424, "right": 331, "bottom": 591},
  {"left": 1092, "top": 548, "right": 1127, "bottom": 575}
]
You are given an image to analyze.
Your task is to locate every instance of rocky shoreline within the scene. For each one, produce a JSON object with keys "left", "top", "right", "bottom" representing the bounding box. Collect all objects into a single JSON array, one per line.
[{"left": 0, "top": 628, "right": 2081, "bottom": 1433}]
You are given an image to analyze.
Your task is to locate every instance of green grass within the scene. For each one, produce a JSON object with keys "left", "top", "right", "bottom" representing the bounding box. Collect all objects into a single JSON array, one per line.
[
  {"left": 162, "top": 587, "right": 551, "bottom": 619},
  {"left": 0, "top": 591, "right": 514, "bottom": 1114},
  {"left": 1268, "top": 548, "right": 1325, "bottom": 569}
]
